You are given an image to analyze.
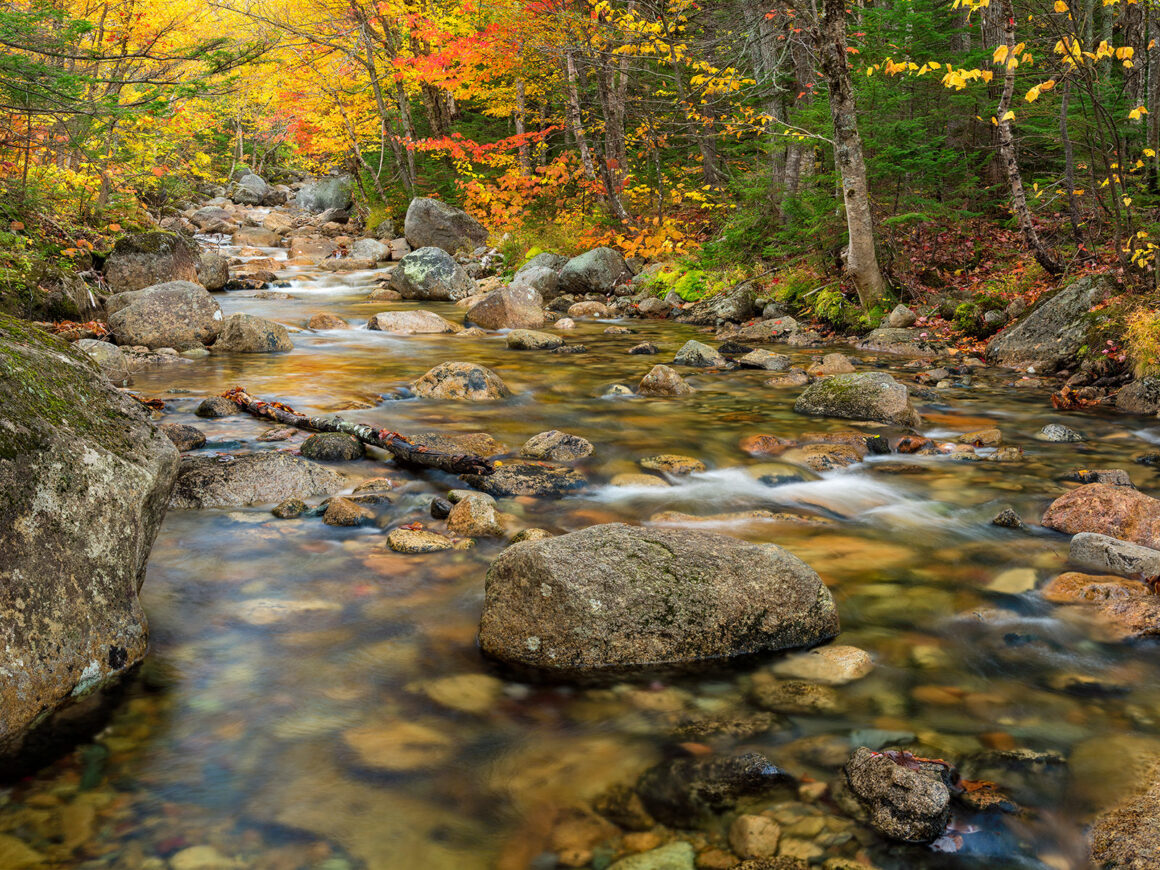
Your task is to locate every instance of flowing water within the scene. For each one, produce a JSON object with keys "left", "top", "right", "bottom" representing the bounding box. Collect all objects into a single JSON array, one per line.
[{"left": 4, "top": 231, "right": 1160, "bottom": 870}]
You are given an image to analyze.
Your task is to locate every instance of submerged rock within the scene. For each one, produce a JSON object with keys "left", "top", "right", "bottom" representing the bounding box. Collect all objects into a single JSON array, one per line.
[
  {"left": 608, "top": 842, "right": 694, "bottom": 870},
  {"left": 169, "top": 453, "right": 346, "bottom": 509},
  {"left": 844, "top": 747, "right": 951, "bottom": 843},
  {"left": 461, "top": 460, "right": 586, "bottom": 498},
  {"left": 635, "top": 753, "right": 791, "bottom": 827},
  {"left": 794, "top": 372, "right": 921, "bottom": 428},
  {"left": 0, "top": 316, "right": 179, "bottom": 757},
  {"left": 478, "top": 523, "right": 839, "bottom": 674}
]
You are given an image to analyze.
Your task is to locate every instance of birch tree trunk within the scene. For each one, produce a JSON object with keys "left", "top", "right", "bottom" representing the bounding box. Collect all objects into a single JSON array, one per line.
[
  {"left": 817, "top": 0, "right": 888, "bottom": 309},
  {"left": 994, "top": 0, "right": 1063, "bottom": 274},
  {"left": 515, "top": 78, "right": 532, "bottom": 176}
]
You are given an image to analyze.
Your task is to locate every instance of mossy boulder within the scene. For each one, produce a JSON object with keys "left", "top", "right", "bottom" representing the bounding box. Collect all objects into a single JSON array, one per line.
[
  {"left": 106, "top": 281, "right": 223, "bottom": 350},
  {"left": 104, "top": 231, "right": 199, "bottom": 293},
  {"left": 557, "top": 247, "right": 632, "bottom": 296},
  {"left": 987, "top": 275, "right": 1112, "bottom": 372},
  {"left": 794, "top": 372, "right": 921, "bottom": 428},
  {"left": 478, "top": 523, "right": 839, "bottom": 675},
  {"left": 297, "top": 176, "right": 354, "bottom": 213},
  {"left": 389, "top": 247, "right": 476, "bottom": 301},
  {"left": 0, "top": 315, "right": 179, "bottom": 757}
]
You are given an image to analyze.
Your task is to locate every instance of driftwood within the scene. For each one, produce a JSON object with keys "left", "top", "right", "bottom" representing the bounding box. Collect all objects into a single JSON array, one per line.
[{"left": 222, "top": 386, "right": 494, "bottom": 476}]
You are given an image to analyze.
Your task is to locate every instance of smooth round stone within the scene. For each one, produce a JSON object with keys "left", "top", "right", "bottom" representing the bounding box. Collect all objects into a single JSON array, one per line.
[
  {"left": 342, "top": 721, "right": 455, "bottom": 772},
  {"left": 639, "top": 454, "right": 706, "bottom": 475},
  {"left": 610, "top": 473, "right": 671, "bottom": 488},
  {"left": 769, "top": 645, "right": 874, "bottom": 686},
  {"left": 387, "top": 528, "right": 454, "bottom": 553},
  {"left": 409, "top": 673, "right": 504, "bottom": 714}
]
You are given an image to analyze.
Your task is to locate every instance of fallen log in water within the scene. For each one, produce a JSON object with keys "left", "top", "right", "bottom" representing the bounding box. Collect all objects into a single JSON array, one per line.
[{"left": 222, "top": 386, "right": 494, "bottom": 476}]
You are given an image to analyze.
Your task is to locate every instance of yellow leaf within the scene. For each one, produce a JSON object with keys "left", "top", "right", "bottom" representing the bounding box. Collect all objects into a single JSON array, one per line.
[
  {"left": 1053, "top": 0, "right": 1068, "bottom": 10},
  {"left": 1025, "top": 85, "right": 1041, "bottom": 102},
  {"left": 1124, "top": 197, "right": 1133, "bottom": 207},
  {"left": 993, "top": 44, "right": 1009, "bottom": 64},
  {"left": 1001, "top": 110, "right": 1015, "bottom": 122},
  {"left": 1144, "top": 148, "right": 1156, "bottom": 157}
]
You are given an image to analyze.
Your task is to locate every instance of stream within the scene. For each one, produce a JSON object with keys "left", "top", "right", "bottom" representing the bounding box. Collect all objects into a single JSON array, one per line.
[{"left": 3, "top": 223, "right": 1159, "bottom": 870}]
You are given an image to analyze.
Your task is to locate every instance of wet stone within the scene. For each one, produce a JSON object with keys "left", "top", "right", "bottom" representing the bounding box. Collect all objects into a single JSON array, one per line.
[
  {"left": 749, "top": 675, "right": 839, "bottom": 715},
  {"left": 272, "top": 498, "right": 306, "bottom": 519},
  {"left": 991, "top": 507, "right": 1026, "bottom": 529},
  {"left": 195, "top": 396, "right": 239, "bottom": 418},
  {"left": 510, "top": 528, "right": 554, "bottom": 544},
  {"left": 638, "top": 364, "right": 694, "bottom": 396},
  {"left": 640, "top": 454, "right": 706, "bottom": 475},
  {"left": 301, "top": 433, "right": 365, "bottom": 462},
  {"left": 844, "top": 746, "right": 952, "bottom": 844},
  {"left": 1037, "top": 423, "right": 1085, "bottom": 442},
  {"left": 430, "top": 497, "right": 453, "bottom": 519},
  {"left": 323, "top": 497, "right": 374, "bottom": 527},
  {"left": 461, "top": 461, "right": 587, "bottom": 498},
  {"left": 635, "top": 753, "right": 791, "bottom": 828},
  {"left": 446, "top": 495, "right": 505, "bottom": 537},
  {"left": 159, "top": 423, "right": 206, "bottom": 452},
  {"left": 257, "top": 426, "right": 298, "bottom": 442},
  {"left": 342, "top": 720, "right": 455, "bottom": 772},
  {"left": 1063, "top": 468, "right": 1132, "bottom": 486},
  {"left": 387, "top": 528, "right": 454, "bottom": 553},
  {"left": 769, "top": 645, "right": 874, "bottom": 686},
  {"left": 739, "top": 349, "right": 792, "bottom": 371},
  {"left": 520, "top": 430, "right": 594, "bottom": 461},
  {"left": 629, "top": 342, "right": 660, "bottom": 355}
]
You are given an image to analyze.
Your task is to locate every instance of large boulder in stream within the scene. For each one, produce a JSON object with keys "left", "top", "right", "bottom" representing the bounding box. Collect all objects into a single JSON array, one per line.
[
  {"left": 466, "top": 285, "right": 546, "bottom": 330},
  {"left": 170, "top": 453, "right": 347, "bottom": 509},
  {"left": 410, "top": 362, "right": 511, "bottom": 400},
  {"left": 794, "top": 372, "right": 921, "bottom": 428},
  {"left": 478, "top": 523, "right": 839, "bottom": 675},
  {"left": 0, "top": 316, "right": 179, "bottom": 758},
  {"left": 403, "top": 197, "right": 488, "bottom": 255},
  {"left": 558, "top": 247, "right": 632, "bottom": 296},
  {"left": 212, "top": 313, "right": 293, "bottom": 353},
  {"left": 230, "top": 172, "right": 271, "bottom": 206},
  {"left": 987, "top": 275, "right": 1111, "bottom": 372},
  {"left": 104, "top": 231, "right": 200, "bottom": 293},
  {"left": 297, "top": 176, "right": 354, "bottom": 213},
  {"left": 1042, "top": 483, "right": 1160, "bottom": 548},
  {"left": 106, "top": 281, "right": 223, "bottom": 350},
  {"left": 389, "top": 247, "right": 476, "bottom": 301}
]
